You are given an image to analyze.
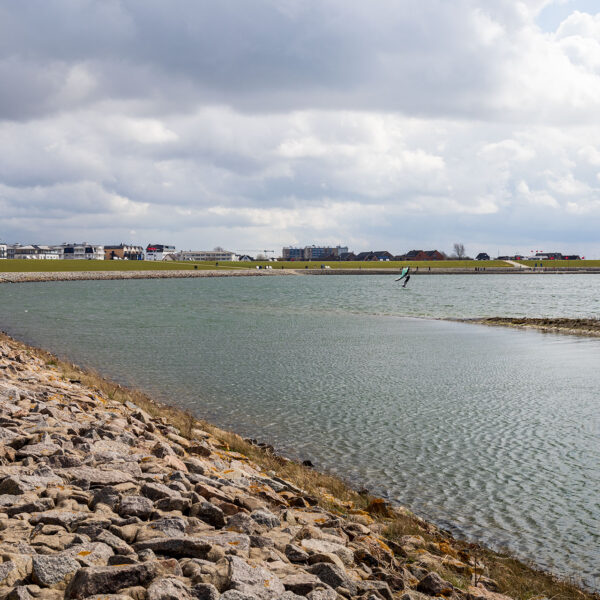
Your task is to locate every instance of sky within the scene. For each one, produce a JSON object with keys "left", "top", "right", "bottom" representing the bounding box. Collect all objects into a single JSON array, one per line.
[{"left": 1, "top": 0, "right": 600, "bottom": 258}]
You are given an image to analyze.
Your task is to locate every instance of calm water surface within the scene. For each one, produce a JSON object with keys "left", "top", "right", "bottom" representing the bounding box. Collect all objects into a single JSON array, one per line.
[{"left": 0, "top": 274, "right": 599, "bottom": 587}]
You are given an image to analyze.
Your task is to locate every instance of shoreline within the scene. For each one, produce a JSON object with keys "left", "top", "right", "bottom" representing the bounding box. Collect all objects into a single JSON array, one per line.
[
  {"left": 465, "top": 317, "right": 600, "bottom": 338},
  {"left": 0, "top": 331, "right": 597, "bottom": 600},
  {"left": 2, "top": 267, "right": 600, "bottom": 283}
]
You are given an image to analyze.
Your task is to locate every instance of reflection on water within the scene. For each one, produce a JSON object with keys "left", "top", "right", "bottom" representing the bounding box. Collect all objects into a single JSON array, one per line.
[{"left": 1, "top": 274, "right": 600, "bottom": 588}]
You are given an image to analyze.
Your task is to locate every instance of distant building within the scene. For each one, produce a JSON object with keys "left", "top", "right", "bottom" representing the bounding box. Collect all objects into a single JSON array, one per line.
[
  {"left": 282, "top": 247, "right": 305, "bottom": 261},
  {"left": 282, "top": 245, "right": 349, "bottom": 261},
  {"left": 59, "top": 243, "right": 104, "bottom": 260},
  {"left": 237, "top": 255, "right": 254, "bottom": 261},
  {"left": 7, "top": 245, "right": 61, "bottom": 260},
  {"left": 396, "top": 250, "right": 445, "bottom": 261},
  {"left": 146, "top": 244, "right": 176, "bottom": 261},
  {"left": 534, "top": 252, "right": 562, "bottom": 260},
  {"left": 176, "top": 250, "right": 236, "bottom": 261},
  {"left": 356, "top": 251, "right": 394, "bottom": 261},
  {"left": 104, "top": 244, "right": 144, "bottom": 261},
  {"left": 0, "top": 244, "right": 6, "bottom": 259},
  {"left": 476, "top": 253, "right": 490, "bottom": 260}
]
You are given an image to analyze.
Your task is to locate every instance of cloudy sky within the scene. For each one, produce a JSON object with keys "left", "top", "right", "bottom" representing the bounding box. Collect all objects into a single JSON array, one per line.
[{"left": 1, "top": 0, "right": 600, "bottom": 257}]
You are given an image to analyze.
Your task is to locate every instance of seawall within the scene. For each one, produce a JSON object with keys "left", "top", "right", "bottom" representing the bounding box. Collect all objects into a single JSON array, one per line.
[{"left": 3, "top": 267, "right": 600, "bottom": 284}]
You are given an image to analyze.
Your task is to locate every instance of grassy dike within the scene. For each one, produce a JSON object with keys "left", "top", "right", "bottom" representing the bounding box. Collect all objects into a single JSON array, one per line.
[
  {"left": 1, "top": 331, "right": 597, "bottom": 600},
  {"left": 0, "top": 259, "right": 518, "bottom": 273}
]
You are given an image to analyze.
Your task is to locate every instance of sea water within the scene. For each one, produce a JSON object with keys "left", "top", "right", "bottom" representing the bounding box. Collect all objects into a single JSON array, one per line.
[{"left": 0, "top": 274, "right": 599, "bottom": 587}]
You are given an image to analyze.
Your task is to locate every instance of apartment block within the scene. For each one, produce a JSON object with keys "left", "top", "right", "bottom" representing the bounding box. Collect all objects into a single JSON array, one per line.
[
  {"left": 59, "top": 243, "right": 104, "bottom": 260},
  {"left": 282, "top": 245, "right": 349, "bottom": 260}
]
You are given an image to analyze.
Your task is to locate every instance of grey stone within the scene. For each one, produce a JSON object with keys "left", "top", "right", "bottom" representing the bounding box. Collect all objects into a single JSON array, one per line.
[
  {"left": 184, "top": 458, "right": 207, "bottom": 475},
  {"left": 30, "top": 510, "right": 88, "bottom": 530},
  {"left": 107, "top": 554, "right": 139, "bottom": 565},
  {"left": 32, "top": 555, "right": 80, "bottom": 587},
  {"left": 189, "top": 443, "right": 211, "bottom": 457},
  {"left": 5, "top": 498, "right": 54, "bottom": 516},
  {"left": 306, "top": 589, "right": 338, "bottom": 600},
  {"left": 141, "top": 481, "right": 181, "bottom": 501},
  {"left": 416, "top": 572, "right": 453, "bottom": 597},
  {"left": 60, "top": 467, "right": 133, "bottom": 487},
  {"left": 191, "top": 583, "right": 220, "bottom": 600},
  {"left": 147, "top": 577, "right": 193, "bottom": 600},
  {"left": 48, "top": 454, "right": 83, "bottom": 468},
  {"left": 0, "top": 474, "right": 61, "bottom": 495},
  {"left": 307, "top": 563, "right": 356, "bottom": 596},
  {"left": 357, "top": 580, "right": 394, "bottom": 600},
  {"left": 155, "top": 496, "right": 191, "bottom": 512},
  {"left": 192, "top": 501, "right": 226, "bottom": 528},
  {"left": 284, "top": 543, "right": 309, "bottom": 563},
  {"left": 95, "top": 529, "right": 135, "bottom": 555},
  {"left": 84, "top": 596, "right": 135, "bottom": 600},
  {"left": 145, "top": 516, "right": 187, "bottom": 537},
  {"left": 220, "top": 592, "right": 259, "bottom": 600},
  {"left": 137, "top": 548, "right": 157, "bottom": 561},
  {"left": 281, "top": 572, "right": 327, "bottom": 595},
  {"left": 65, "top": 562, "right": 159, "bottom": 599},
  {"left": 0, "top": 561, "right": 19, "bottom": 586},
  {"left": 249, "top": 536, "right": 274, "bottom": 549},
  {"left": 119, "top": 495, "right": 154, "bottom": 519},
  {"left": 307, "top": 553, "right": 345, "bottom": 571},
  {"left": 15, "top": 442, "right": 61, "bottom": 458},
  {"left": 89, "top": 486, "right": 120, "bottom": 510},
  {"left": 226, "top": 513, "right": 262, "bottom": 535},
  {"left": 134, "top": 537, "right": 213, "bottom": 559},
  {"left": 6, "top": 586, "right": 33, "bottom": 600},
  {"left": 63, "top": 542, "right": 115, "bottom": 567},
  {"left": 0, "top": 494, "right": 22, "bottom": 507},
  {"left": 226, "top": 555, "right": 285, "bottom": 600},
  {"left": 152, "top": 442, "right": 176, "bottom": 458},
  {"left": 75, "top": 519, "right": 113, "bottom": 538},
  {"left": 249, "top": 510, "right": 280, "bottom": 529},
  {"left": 198, "top": 533, "right": 251, "bottom": 557},
  {"left": 301, "top": 539, "right": 354, "bottom": 567}
]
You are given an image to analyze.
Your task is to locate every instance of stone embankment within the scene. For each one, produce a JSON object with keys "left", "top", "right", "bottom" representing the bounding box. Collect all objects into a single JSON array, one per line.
[
  {"left": 4, "top": 267, "right": 600, "bottom": 284},
  {"left": 0, "top": 270, "right": 296, "bottom": 284},
  {"left": 0, "top": 336, "right": 580, "bottom": 600}
]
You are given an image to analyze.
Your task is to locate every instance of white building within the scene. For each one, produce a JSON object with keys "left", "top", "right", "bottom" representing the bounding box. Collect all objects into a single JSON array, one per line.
[
  {"left": 146, "top": 244, "right": 176, "bottom": 261},
  {"left": 58, "top": 243, "right": 104, "bottom": 260},
  {"left": 0, "top": 244, "right": 6, "bottom": 259},
  {"left": 7, "top": 245, "right": 61, "bottom": 259},
  {"left": 176, "top": 250, "right": 237, "bottom": 261}
]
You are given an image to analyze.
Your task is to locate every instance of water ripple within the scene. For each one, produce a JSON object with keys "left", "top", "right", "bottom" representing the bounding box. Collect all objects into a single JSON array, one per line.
[{"left": 1, "top": 275, "right": 600, "bottom": 588}]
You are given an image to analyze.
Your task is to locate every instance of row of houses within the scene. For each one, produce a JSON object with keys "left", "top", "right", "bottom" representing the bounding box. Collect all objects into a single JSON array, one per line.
[
  {"left": 0, "top": 242, "right": 247, "bottom": 262},
  {"left": 0, "top": 243, "right": 106, "bottom": 260},
  {"left": 497, "top": 252, "right": 582, "bottom": 261},
  {"left": 281, "top": 246, "right": 445, "bottom": 261}
]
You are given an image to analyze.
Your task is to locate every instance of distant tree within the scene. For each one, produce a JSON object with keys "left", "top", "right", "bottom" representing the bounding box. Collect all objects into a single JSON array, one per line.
[
  {"left": 453, "top": 243, "right": 466, "bottom": 259},
  {"left": 213, "top": 246, "right": 225, "bottom": 251}
]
